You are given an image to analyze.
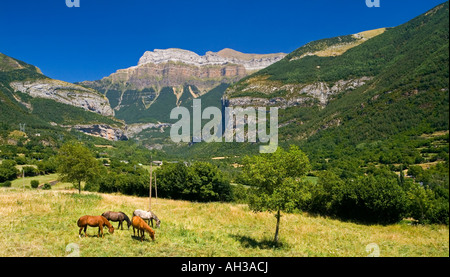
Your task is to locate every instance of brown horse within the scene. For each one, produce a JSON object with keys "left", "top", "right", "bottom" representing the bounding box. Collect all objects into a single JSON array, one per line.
[
  {"left": 77, "top": 215, "right": 114, "bottom": 238},
  {"left": 131, "top": 216, "right": 155, "bottom": 242},
  {"left": 101, "top": 211, "right": 131, "bottom": 230}
]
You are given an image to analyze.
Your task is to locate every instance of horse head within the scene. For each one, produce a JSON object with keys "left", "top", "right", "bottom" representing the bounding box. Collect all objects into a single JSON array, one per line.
[{"left": 108, "top": 225, "right": 115, "bottom": 234}]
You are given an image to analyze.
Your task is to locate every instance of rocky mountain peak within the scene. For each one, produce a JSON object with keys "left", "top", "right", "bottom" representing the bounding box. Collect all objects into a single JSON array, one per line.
[{"left": 137, "top": 48, "right": 286, "bottom": 71}]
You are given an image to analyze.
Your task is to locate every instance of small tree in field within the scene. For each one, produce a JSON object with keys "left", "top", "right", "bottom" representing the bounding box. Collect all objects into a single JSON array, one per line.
[
  {"left": 56, "top": 142, "right": 100, "bottom": 194},
  {"left": 242, "top": 145, "right": 311, "bottom": 244}
]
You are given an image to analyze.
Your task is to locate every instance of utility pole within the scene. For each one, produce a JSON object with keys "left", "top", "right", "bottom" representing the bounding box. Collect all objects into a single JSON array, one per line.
[
  {"left": 155, "top": 170, "right": 158, "bottom": 204},
  {"left": 149, "top": 156, "right": 152, "bottom": 211}
]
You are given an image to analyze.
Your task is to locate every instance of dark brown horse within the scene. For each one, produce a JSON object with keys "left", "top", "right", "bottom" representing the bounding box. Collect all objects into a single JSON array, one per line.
[
  {"left": 101, "top": 211, "right": 131, "bottom": 230},
  {"left": 77, "top": 215, "right": 114, "bottom": 238},
  {"left": 131, "top": 216, "right": 155, "bottom": 242}
]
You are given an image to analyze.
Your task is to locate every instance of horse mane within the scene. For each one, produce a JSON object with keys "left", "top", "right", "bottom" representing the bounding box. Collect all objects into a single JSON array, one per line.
[
  {"left": 151, "top": 213, "right": 160, "bottom": 221},
  {"left": 120, "top": 211, "right": 131, "bottom": 223},
  {"left": 100, "top": 216, "right": 114, "bottom": 229}
]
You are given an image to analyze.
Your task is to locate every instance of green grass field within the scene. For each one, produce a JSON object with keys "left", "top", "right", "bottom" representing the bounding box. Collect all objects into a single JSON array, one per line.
[
  {"left": 0, "top": 188, "right": 448, "bottom": 257},
  {"left": 10, "top": 173, "right": 74, "bottom": 190}
]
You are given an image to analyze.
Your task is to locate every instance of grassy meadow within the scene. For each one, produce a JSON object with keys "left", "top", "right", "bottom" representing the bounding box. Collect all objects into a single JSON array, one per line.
[{"left": 0, "top": 187, "right": 448, "bottom": 257}]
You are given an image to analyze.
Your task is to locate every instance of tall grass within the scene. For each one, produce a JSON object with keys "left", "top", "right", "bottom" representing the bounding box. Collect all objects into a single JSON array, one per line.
[{"left": 0, "top": 188, "right": 448, "bottom": 257}]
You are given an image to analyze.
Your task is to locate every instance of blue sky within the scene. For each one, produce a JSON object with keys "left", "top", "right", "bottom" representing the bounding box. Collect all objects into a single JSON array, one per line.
[{"left": 0, "top": 0, "right": 447, "bottom": 83}]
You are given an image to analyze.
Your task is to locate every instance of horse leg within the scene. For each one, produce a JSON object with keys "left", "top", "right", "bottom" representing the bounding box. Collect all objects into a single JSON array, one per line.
[
  {"left": 84, "top": 226, "right": 87, "bottom": 237},
  {"left": 97, "top": 223, "right": 101, "bottom": 238},
  {"left": 79, "top": 227, "right": 84, "bottom": 238}
]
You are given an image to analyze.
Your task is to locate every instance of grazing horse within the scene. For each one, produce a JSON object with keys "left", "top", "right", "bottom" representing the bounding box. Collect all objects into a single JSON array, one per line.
[
  {"left": 77, "top": 215, "right": 114, "bottom": 238},
  {"left": 133, "top": 209, "right": 161, "bottom": 228},
  {"left": 101, "top": 211, "right": 131, "bottom": 230},
  {"left": 131, "top": 216, "right": 155, "bottom": 242}
]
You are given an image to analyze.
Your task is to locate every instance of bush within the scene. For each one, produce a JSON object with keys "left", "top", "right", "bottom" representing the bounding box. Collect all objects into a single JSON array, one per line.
[
  {"left": 311, "top": 170, "right": 408, "bottom": 224},
  {"left": 37, "top": 158, "right": 57, "bottom": 174},
  {"left": 30, "top": 180, "right": 39, "bottom": 189},
  {"left": 42, "top": 183, "right": 51, "bottom": 190},
  {"left": 155, "top": 161, "right": 232, "bottom": 202},
  {"left": 407, "top": 183, "right": 449, "bottom": 225},
  {"left": 97, "top": 170, "right": 149, "bottom": 197},
  {"left": 0, "top": 181, "right": 12, "bottom": 187},
  {"left": 22, "top": 166, "right": 39, "bottom": 177},
  {"left": 14, "top": 156, "right": 27, "bottom": 165},
  {"left": 231, "top": 184, "right": 249, "bottom": 203},
  {"left": 0, "top": 160, "right": 19, "bottom": 183}
]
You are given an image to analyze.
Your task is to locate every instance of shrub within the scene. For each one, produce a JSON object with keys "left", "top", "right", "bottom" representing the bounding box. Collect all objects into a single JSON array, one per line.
[
  {"left": 156, "top": 161, "right": 232, "bottom": 202},
  {"left": 30, "top": 180, "right": 39, "bottom": 189},
  {"left": 14, "top": 156, "right": 27, "bottom": 165},
  {"left": 313, "top": 170, "right": 408, "bottom": 224},
  {"left": 407, "top": 183, "right": 449, "bottom": 225},
  {"left": 42, "top": 183, "right": 51, "bottom": 190},
  {"left": 0, "top": 181, "right": 12, "bottom": 187},
  {"left": 231, "top": 184, "right": 248, "bottom": 203},
  {"left": 22, "top": 166, "right": 39, "bottom": 177},
  {"left": 0, "top": 160, "right": 19, "bottom": 183}
]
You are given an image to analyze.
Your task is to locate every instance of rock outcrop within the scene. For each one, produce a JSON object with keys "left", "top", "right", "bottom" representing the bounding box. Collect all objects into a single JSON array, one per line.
[
  {"left": 226, "top": 76, "right": 373, "bottom": 108},
  {"left": 10, "top": 79, "right": 114, "bottom": 117},
  {"left": 126, "top": 122, "right": 172, "bottom": 137},
  {"left": 72, "top": 124, "right": 127, "bottom": 141}
]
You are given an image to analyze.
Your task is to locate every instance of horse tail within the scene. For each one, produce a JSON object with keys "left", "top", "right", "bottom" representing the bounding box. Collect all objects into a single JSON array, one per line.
[{"left": 77, "top": 216, "right": 86, "bottom": 227}]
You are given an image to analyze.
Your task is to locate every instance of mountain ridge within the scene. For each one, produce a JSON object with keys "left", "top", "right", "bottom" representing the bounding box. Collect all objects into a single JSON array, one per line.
[
  {"left": 80, "top": 48, "right": 286, "bottom": 125},
  {"left": 137, "top": 48, "right": 286, "bottom": 71}
]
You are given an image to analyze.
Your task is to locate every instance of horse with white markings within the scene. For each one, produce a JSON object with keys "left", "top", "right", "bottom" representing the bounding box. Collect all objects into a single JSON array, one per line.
[{"left": 133, "top": 209, "right": 161, "bottom": 228}]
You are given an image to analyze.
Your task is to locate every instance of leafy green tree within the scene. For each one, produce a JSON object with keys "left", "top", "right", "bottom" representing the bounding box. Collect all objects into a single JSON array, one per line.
[
  {"left": 0, "top": 160, "right": 19, "bottom": 183},
  {"left": 155, "top": 161, "right": 232, "bottom": 202},
  {"left": 188, "top": 162, "right": 232, "bottom": 202},
  {"left": 241, "top": 145, "right": 311, "bottom": 243},
  {"left": 56, "top": 142, "right": 101, "bottom": 194},
  {"left": 22, "top": 166, "right": 39, "bottom": 177},
  {"left": 156, "top": 162, "right": 190, "bottom": 200}
]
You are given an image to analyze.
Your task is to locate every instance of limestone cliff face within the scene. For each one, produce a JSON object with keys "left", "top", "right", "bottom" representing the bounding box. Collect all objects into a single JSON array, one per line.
[
  {"left": 10, "top": 79, "right": 114, "bottom": 117},
  {"left": 83, "top": 48, "right": 286, "bottom": 94},
  {"left": 104, "top": 61, "right": 247, "bottom": 93},
  {"left": 138, "top": 48, "right": 286, "bottom": 71},
  {"left": 79, "top": 48, "right": 286, "bottom": 124},
  {"left": 226, "top": 76, "right": 373, "bottom": 108},
  {"left": 72, "top": 124, "right": 127, "bottom": 141}
]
